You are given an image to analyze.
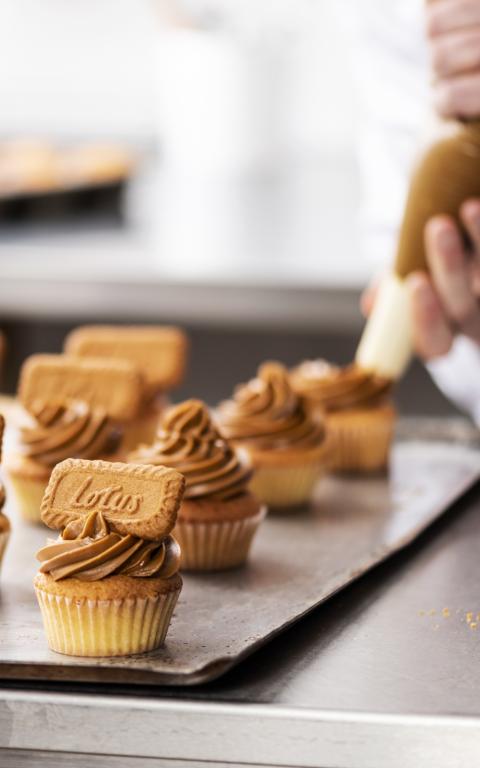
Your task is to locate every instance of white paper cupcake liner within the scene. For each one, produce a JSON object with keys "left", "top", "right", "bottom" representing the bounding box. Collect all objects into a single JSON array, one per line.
[
  {"left": 326, "top": 414, "right": 394, "bottom": 472},
  {"left": 6, "top": 472, "right": 49, "bottom": 524},
  {"left": 174, "top": 506, "right": 266, "bottom": 571},
  {"left": 35, "top": 585, "right": 181, "bottom": 657},
  {"left": 249, "top": 462, "right": 325, "bottom": 510}
]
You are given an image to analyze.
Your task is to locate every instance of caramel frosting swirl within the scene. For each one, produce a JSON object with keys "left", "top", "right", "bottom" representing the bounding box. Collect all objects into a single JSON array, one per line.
[
  {"left": 290, "top": 360, "right": 391, "bottom": 411},
  {"left": 217, "top": 362, "right": 325, "bottom": 451},
  {"left": 130, "top": 399, "right": 251, "bottom": 500},
  {"left": 20, "top": 400, "right": 120, "bottom": 467},
  {"left": 37, "top": 511, "right": 180, "bottom": 581}
]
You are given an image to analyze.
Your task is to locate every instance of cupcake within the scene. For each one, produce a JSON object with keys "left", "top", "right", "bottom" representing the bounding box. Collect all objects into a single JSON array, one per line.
[
  {"left": 216, "top": 362, "right": 328, "bottom": 509},
  {"left": 34, "top": 458, "right": 184, "bottom": 657},
  {"left": 16, "top": 353, "right": 144, "bottom": 459},
  {"left": 290, "top": 360, "right": 395, "bottom": 472},
  {"left": 0, "top": 414, "right": 10, "bottom": 572},
  {"left": 130, "top": 399, "right": 265, "bottom": 570},
  {"left": 64, "top": 325, "right": 189, "bottom": 451},
  {"left": 5, "top": 400, "right": 121, "bottom": 524}
]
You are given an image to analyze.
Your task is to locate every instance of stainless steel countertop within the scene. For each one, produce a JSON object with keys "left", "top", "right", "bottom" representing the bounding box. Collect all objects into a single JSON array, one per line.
[
  {"left": 1, "top": 422, "right": 480, "bottom": 767},
  {"left": 0, "top": 263, "right": 362, "bottom": 331}
]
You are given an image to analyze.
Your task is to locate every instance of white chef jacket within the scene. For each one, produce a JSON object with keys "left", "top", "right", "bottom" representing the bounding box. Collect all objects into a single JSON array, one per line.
[{"left": 340, "top": 0, "right": 480, "bottom": 425}]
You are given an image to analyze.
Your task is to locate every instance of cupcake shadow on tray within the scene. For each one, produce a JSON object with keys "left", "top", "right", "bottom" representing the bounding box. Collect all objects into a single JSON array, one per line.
[{"left": 0, "top": 324, "right": 396, "bottom": 658}]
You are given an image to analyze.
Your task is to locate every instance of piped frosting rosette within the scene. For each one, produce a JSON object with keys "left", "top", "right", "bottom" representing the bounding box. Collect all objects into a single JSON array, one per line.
[
  {"left": 289, "top": 360, "right": 391, "bottom": 412},
  {"left": 37, "top": 511, "right": 180, "bottom": 581},
  {"left": 218, "top": 361, "right": 326, "bottom": 450},
  {"left": 20, "top": 400, "right": 121, "bottom": 467},
  {"left": 217, "top": 362, "right": 328, "bottom": 509},
  {"left": 131, "top": 399, "right": 265, "bottom": 570},
  {"left": 131, "top": 399, "right": 252, "bottom": 501}
]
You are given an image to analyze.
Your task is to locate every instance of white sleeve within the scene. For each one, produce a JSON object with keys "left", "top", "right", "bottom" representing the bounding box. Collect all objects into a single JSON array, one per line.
[
  {"left": 427, "top": 338, "right": 480, "bottom": 426},
  {"left": 340, "top": 0, "right": 480, "bottom": 423}
]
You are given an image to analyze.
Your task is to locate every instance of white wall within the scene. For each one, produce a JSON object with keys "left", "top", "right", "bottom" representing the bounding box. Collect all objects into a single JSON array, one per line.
[
  {"left": 0, "top": 0, "right": 357, "bottom": 153},
  {"left": 0, "top": 0, "right": 158, "bottom": 138}
]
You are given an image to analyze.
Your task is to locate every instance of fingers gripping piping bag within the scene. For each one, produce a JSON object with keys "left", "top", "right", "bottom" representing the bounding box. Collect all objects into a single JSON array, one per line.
[{"left": 356, "top": 3, "right": 480, "bottom": 378}]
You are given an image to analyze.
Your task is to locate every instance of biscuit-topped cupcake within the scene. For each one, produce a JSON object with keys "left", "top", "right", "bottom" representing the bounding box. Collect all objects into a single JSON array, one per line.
[
  {"left": 130, "top": 399, "right": 265, "bottom": 570},
  {"left": 0, "top": 415, "right": 10, "bottom": 572},
  {"left": 5, "top": 401, "right": 121, "bottom": 524},
  {"left": 290, "top": 360, "right": 394, "bottom": 472},
  {"left": 7, "top": 352, "right": 143, "bottom": 522},
  {"left": 216, "top": 362, "right": 328, "bottom": 509},
  {"left": 64, "top": 325, "right": 189, "bottom": 452},
  {"left": 34, "top": 458, "right": 184, "bottom": 657}
]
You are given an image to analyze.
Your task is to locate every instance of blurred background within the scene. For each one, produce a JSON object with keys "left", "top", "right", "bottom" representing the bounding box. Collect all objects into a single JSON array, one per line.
[{"left": 0, "top": 0, "right": 459, "bottom": 413}]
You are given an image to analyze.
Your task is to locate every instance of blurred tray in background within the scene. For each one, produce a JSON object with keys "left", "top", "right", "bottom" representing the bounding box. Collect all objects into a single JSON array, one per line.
[{"left": 0, "top": 140, "right": 137, "bottom": 223}]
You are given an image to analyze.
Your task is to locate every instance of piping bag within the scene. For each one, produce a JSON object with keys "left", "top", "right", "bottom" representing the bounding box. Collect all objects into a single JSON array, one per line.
[
  {"left": 355, "top": 3, "right": 480, "bottom": 379},
  {"left": 356, "top": 120, "right": 480, "bottom": 378}
]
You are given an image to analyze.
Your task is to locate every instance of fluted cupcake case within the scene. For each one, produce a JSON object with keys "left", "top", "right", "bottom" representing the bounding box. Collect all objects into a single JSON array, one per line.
[
  {"left": 323, "top": 405, "right": 396, "bottom": 473},
  {"left": 34, "top": 573, "right": 182, "bottom": 657},
  {"left": 174, "top": 506, "right": 266, "bottom": 571},
  {"left": 247, "top": 451, "right": 328, "bottom": 509},
  {"left": 5, "top": 465, "right": 49, "bottom": 524}
]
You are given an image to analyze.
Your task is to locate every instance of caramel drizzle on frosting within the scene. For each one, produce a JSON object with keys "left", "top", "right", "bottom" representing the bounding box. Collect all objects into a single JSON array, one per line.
[
  {"left": 37, "top": 511, "right": 180, "bottom": 581},
  {"left": 20, "top": 400, "right": 120, "bottom": 467},
  {"left": 290, "top": 360, "right": 391, "bottom": 412},
  {"left": 218, "top": 361, "right": 325, "bottom": 450},
  {"left": 130, "top": 399, "right": 251, "bottom": 500}
]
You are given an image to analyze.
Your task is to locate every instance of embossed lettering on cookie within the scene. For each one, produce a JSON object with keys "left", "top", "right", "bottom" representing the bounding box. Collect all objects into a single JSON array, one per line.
[{"left": 40, "top": 458, "right": 185, "bottom": 540}]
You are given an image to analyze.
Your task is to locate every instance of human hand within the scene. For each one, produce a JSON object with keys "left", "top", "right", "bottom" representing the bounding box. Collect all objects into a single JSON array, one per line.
[
  {"left": 426, "top": 0, "right": 480, "bottom": 118},
  {"left": 406, "top": 201, "right": 480, "bottom": 359},
  {"left": 361, "top": 202, "right": 480, "bottom": 360}
]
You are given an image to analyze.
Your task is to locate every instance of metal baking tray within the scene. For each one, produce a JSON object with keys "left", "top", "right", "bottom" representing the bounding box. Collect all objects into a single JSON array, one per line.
[{"left": 0, "top": 440, "right": 478, "bottom": 686}]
